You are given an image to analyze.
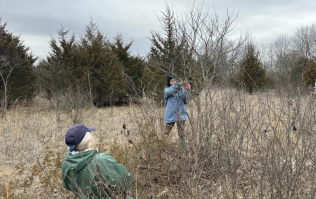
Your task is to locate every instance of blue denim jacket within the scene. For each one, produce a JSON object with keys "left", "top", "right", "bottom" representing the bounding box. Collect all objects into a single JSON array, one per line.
[{"left": 164, "top": 83, "right": 190, "bottom": 123}]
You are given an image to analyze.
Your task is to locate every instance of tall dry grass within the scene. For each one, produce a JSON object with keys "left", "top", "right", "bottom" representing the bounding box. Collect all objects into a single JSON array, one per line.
[{"left": 1, "top": 87, "right": 316, "bottom": 198}]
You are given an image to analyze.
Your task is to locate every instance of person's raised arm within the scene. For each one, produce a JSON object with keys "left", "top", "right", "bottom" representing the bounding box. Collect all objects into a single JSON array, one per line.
[
  {"left": 164, "top": 83, "right": 181, "bottom": 100},
  {"left": 179, "top": 82, "right": 191, "bottom": 101}
]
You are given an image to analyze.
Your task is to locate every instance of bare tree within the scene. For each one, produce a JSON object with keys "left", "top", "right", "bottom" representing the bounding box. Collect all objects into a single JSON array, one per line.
[
  {"left": 64, "top": 85, "right": 93, "bottom": 124},
  {"left": 36, "top": 58, "right": 64, "bottom": 122},
  {"left": 272, "top": 35, "right": 298, "bottom": 87},
  {"left": 0, "top": 54, "right": 19, "bottom": 117},
  {"left": 177, "top": 5, "right": 247, "bottom": 84},
  {"left": 171, "top": 5, "right": 248, "bottom": 145},
  {"left": 292, "top": 24, "right": 316, "bottom": 59}
]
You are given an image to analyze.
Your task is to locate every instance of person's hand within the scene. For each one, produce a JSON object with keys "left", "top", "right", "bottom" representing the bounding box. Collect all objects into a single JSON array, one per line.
[{"left": 184, "top": 81, "right": 191, "bottom": 90}]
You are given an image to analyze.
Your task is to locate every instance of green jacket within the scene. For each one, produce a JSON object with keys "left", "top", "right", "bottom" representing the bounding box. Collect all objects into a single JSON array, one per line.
[{"left": 62, "top": 149, "right": 131, "bottom": 198}]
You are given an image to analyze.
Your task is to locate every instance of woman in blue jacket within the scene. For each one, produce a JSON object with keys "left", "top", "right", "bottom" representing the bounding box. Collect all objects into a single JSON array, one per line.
[{"left": 164, "top": 75, "right": 191, "bottom": 145}]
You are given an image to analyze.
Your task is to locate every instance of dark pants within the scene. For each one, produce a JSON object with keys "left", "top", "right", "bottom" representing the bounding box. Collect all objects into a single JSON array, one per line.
[{"left": 165, "top": 121, "right": 185, "bottom": 147}]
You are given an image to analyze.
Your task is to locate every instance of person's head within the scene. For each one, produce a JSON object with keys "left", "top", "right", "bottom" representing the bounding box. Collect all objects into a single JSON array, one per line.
[
  {"left": 65, "top": 124, "right": 96, "bottom": 152},
  {"left": 167, "top": 74, "right": 176, "bottom": 87}
]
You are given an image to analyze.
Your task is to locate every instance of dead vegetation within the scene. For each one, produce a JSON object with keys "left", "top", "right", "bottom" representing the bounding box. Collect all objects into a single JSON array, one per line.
[{"left": 1, "top": 88, "right": 316, "bottom": 198}]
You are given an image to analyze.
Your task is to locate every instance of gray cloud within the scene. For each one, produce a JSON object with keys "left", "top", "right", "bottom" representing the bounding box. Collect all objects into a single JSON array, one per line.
[{"left": 1, "top": 0, "right": 316, "bottom": 60}]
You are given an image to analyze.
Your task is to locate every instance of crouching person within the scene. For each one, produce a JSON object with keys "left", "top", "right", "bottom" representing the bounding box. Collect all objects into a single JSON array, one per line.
[{"left": 62, "top": 124, "right": 132, "bottom": 199}]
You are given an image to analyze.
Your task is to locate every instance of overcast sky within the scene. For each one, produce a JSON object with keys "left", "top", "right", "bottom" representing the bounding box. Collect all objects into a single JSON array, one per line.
[{"left": 1, "top": 0, "right": 316, "bottom": 60}]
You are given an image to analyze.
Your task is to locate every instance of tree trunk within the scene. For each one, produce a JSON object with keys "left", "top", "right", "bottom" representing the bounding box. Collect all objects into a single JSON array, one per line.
[{"left": 3, "top": 83, "right": 7, "bottom": 118}]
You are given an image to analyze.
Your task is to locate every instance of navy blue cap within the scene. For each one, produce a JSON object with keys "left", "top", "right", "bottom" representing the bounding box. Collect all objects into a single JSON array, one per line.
[{"left": 65, "top": 124, "right": 95, "bottom": 148}]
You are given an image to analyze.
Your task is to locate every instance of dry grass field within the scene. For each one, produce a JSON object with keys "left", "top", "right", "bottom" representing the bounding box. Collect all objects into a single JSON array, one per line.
[{"left": 1, "top": 88, "right": 316, "bottom": 198}]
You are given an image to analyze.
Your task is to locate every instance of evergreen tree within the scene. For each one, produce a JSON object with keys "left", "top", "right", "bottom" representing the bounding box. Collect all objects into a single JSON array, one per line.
[
  {"left": 110, "top": 34, "right": 145, "bottom": 97},
  {"left": 74, "top": 20, "right": 127, "bottom": 105},
  {"left": 147, "top": 5, "right": 192, "bottom": 101},
  {"left": 148, "top": 5, "right": 191, "bottom": 75},
  {"left": 148, "top": 6, "right": 176, "bottom": 72},
  {"left": 290, "top": 56, "right": 309, "bottom": 87},
  {"left": 37, "top": 20, "right": 128, "bottom": 106},
  {"left": 303, "top": 59, "right": 316, "bottom": 86},
  {"left": 0, "top": 19, "right": 36, "bottom": 114},
  {"left": 236, "top": 44, "right": 268, "bottom": 93},
  {"left": 34, "top": 27, "right": 79, "bottom": 122},
  {"left": 36, "top": 26, "right": 76, "bottom": 94}
]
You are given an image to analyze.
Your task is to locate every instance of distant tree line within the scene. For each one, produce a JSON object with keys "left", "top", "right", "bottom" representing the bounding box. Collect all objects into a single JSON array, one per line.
[{"left": 1, "top": 4, "right": 316, "bottom": 113}]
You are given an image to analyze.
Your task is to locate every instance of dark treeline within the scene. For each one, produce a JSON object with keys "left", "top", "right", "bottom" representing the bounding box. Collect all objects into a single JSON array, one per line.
[{"left": 1, "top": 4, "right": 316, "bottom": 112}]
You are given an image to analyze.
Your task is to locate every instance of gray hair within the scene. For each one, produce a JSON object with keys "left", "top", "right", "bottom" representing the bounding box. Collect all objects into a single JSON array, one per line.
[{"left": 76, "top": 132, "right": 94, "bottom": 151}]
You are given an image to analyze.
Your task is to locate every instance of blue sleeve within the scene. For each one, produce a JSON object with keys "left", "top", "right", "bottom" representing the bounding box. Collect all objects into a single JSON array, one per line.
[
  {"left": 164, "top": 83, "right": 180, "bottom": 101},
  {"left": 179, "top": 88, "right": 191, "bottom": 101}
]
